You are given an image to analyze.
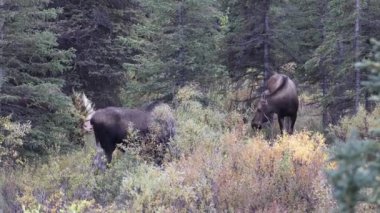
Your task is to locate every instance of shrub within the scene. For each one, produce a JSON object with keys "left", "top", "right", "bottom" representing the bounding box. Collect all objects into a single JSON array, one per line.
[
  {"left": 328, "top": 105, "right": 380, "bottom": 141},
  {"left": 0, "top": 115, "right": 31, "bottom": 168},
  {"left": 119, "top": 163, "right": 213, "bottom": 212},
  {"left": 1, "top": 146, "right": 121, "bottom": 212},
  {"left": 116, "top": 89, "right": 334, "bottom": 212},
  {"left": 172, "top": 99, "right": 227, "bottom": 157},
  {"left": 14, "top": 150, "right": 96, "bottom": 211},
  {"left": 117, "top": 130, "right": 334, "bottom": 212},
  {"left": 211, "top": 131, "right": 333, "bottom": 212}
]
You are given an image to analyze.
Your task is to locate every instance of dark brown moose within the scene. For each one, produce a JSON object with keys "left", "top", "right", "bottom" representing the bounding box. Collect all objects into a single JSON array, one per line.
[
  {"left": 73, "top": 92, "right": 176, "bottom": 164},
  {"left": 251, "top": 73, "right": 299, "bottom": 134},
  {"left": 90, "top": 105, "right": 176, "bottom": 163}
]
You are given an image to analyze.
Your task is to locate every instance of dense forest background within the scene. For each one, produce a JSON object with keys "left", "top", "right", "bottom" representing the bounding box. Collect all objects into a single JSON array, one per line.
[{"left": 0, "top": 0, "right": 380, "bottom": 212}]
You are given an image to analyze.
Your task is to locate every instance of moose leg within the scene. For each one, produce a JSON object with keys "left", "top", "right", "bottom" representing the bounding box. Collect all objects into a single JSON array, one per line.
[
  {"left": 278, "top": 116, "right": 285, "bottom": 135},
  {"left": 105, "top": 145, "right": 117, "bottom": 164},
  {"left": 268, "top": 114, "right": 275, "bottom": 138},
  {"left": 99, "top": 139, "right": 116, "bottom": 164},
  {"left": 286, "top": 117, "right": 292, "bottom": 134},
  {"left": 104, "top": 151, "right": 112, "bottom": 163},
  {"left": 93, "top": 129, "right": 115, "bottom": 163},
  {"left": 289, "top": 114, "right": 297, "bottom": 134}
]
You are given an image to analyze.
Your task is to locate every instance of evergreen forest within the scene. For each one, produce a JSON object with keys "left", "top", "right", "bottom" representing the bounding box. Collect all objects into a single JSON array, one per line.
[{"left": 1, "top": 0, "right": 380, "bottom": 212}]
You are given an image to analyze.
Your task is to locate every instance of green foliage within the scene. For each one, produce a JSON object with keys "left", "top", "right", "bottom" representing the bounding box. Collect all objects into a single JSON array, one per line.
[
  {"left": 171, "top": 86, "right": 227, "bottom": 156},
  {"left": 119, "top": 163, "right": 213, "bottom": 212},
  {"left": 220, "top": 0, "right": 269, "bottom": 80},
  {"left": 55, "top": 0, "right": 142, "bottom": 107},
  {"left": 0, "top": 116, "right": 31, "bottom": 168},
  {"left": 0, "top": 0, "right": 81, "bottom": 160},
  {"left": 91, "top": 153, "right": 139, "bottom": 206},
  {"left": 359, "top": 38, "right": 380, "bottom": 138},
  {"left": 2, "top": 83, "right": 82, "bottom": 159},
  {"left": 1, "top": 1, "right": 75, "bottom": 78},
  {"left": 328, "top": 138, "right": 380, "bottom": 212},
  {"left": 358, "top": 39, "right": 380, "bottom": 102},
  {"left": 303, "top": 0, "right": 380, "bottom": 124},
  {"left": 122, "top": 0, "right": 226, "bottom": 105},
  {"left": 328, "top": 39, "right": 380, "bottom": 212}
]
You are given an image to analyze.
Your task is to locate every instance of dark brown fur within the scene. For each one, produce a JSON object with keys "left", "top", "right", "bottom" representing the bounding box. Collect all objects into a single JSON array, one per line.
[
  {"left": 91, "top": 105, "right": 175, "bottom": 163},
  {"left": 251, "top": 74, "right": 299, "bottom": 134}
]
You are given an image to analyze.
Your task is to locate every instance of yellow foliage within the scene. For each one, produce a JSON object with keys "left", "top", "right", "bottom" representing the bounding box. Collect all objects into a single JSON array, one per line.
[
  {"left": 67, "top": 199, "right": 103, "bottom": 213},
  {"left": 117, "top": 130, "right": 332, "bottom": 212},
  {"left": 329, "top": 105, "right": 380, "bottom": 141},
  {"left": 10, "top": 150, "right": 98, "bottom": 212},
  {"left": 18, "top": 185, "right": 40, "bottom": 211},
  {"left": 274, "top": 132, "right": 326, "bottom": 165},
  {"left": 175, "top": 84, "right": 203, "bottom": 103},
  {"left": 164, "top": 131, "right": 334, "bottom": 212}
]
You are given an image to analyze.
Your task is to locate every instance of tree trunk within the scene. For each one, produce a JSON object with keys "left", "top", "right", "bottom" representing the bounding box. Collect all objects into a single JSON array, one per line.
[
  {"left": 176, "top": 1, "right": 185, "bottom": 87},
  {"left": 263, "top": 0, "right": 271, "bottom": 87},
  {"left": 354, "top": 0, "right": 361, "bottom": 113},
  {"left": 318, "top": 0, "right": 328, "bottom": 128},
  {"left": 364, "top": 91, "right": 372, "bottom": 111},
  {"left": 363, "top": 0, "right": 373, "bottom": 111},
  {"left": 321, "top": 70, "right": 328, "bottom": 127},
  {"left": 0, "top": 0, "right": 5, "bottom": 95}
]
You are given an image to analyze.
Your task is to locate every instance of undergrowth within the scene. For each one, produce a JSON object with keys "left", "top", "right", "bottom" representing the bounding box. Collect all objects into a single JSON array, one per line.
[{"left": 0, "top": 87, "right": 336, "bottom": 212}]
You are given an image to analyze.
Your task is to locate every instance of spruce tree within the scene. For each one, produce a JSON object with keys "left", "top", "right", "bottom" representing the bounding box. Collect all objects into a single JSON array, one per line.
[
  {"left": 220, "top": 0, "right": 272, "bottom": 85},
  {"left": 53, "top": 0, "right": 141, "bottom": 107},
  {"left": 123, "top": 0, "right": 226, "bottom": 105},
  {"left": 305, "top": 0, "right": 380, "bottom": 125},
  {"left": 0, "top": 0, "right": 78, "bottom": 159},
  {"left": 329, "top": 39, "right": 380, "bottom": 213}
]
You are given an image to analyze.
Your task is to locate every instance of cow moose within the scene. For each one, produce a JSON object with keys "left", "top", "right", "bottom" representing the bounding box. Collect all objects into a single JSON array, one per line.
[
  {"left": 74, "top": 93, "right": 176, "bottom": 164},
  {"left": 251, "top": 73, "right": 299, "bottom": 135}
]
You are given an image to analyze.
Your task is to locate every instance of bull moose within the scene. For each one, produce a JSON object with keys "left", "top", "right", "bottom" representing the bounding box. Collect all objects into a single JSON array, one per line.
[
  {"left": 251, "top": 73, "right": 299, "bottom": 135},
  {"left": 74, "top": 93, "right": 176, "bottom": 164}
]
